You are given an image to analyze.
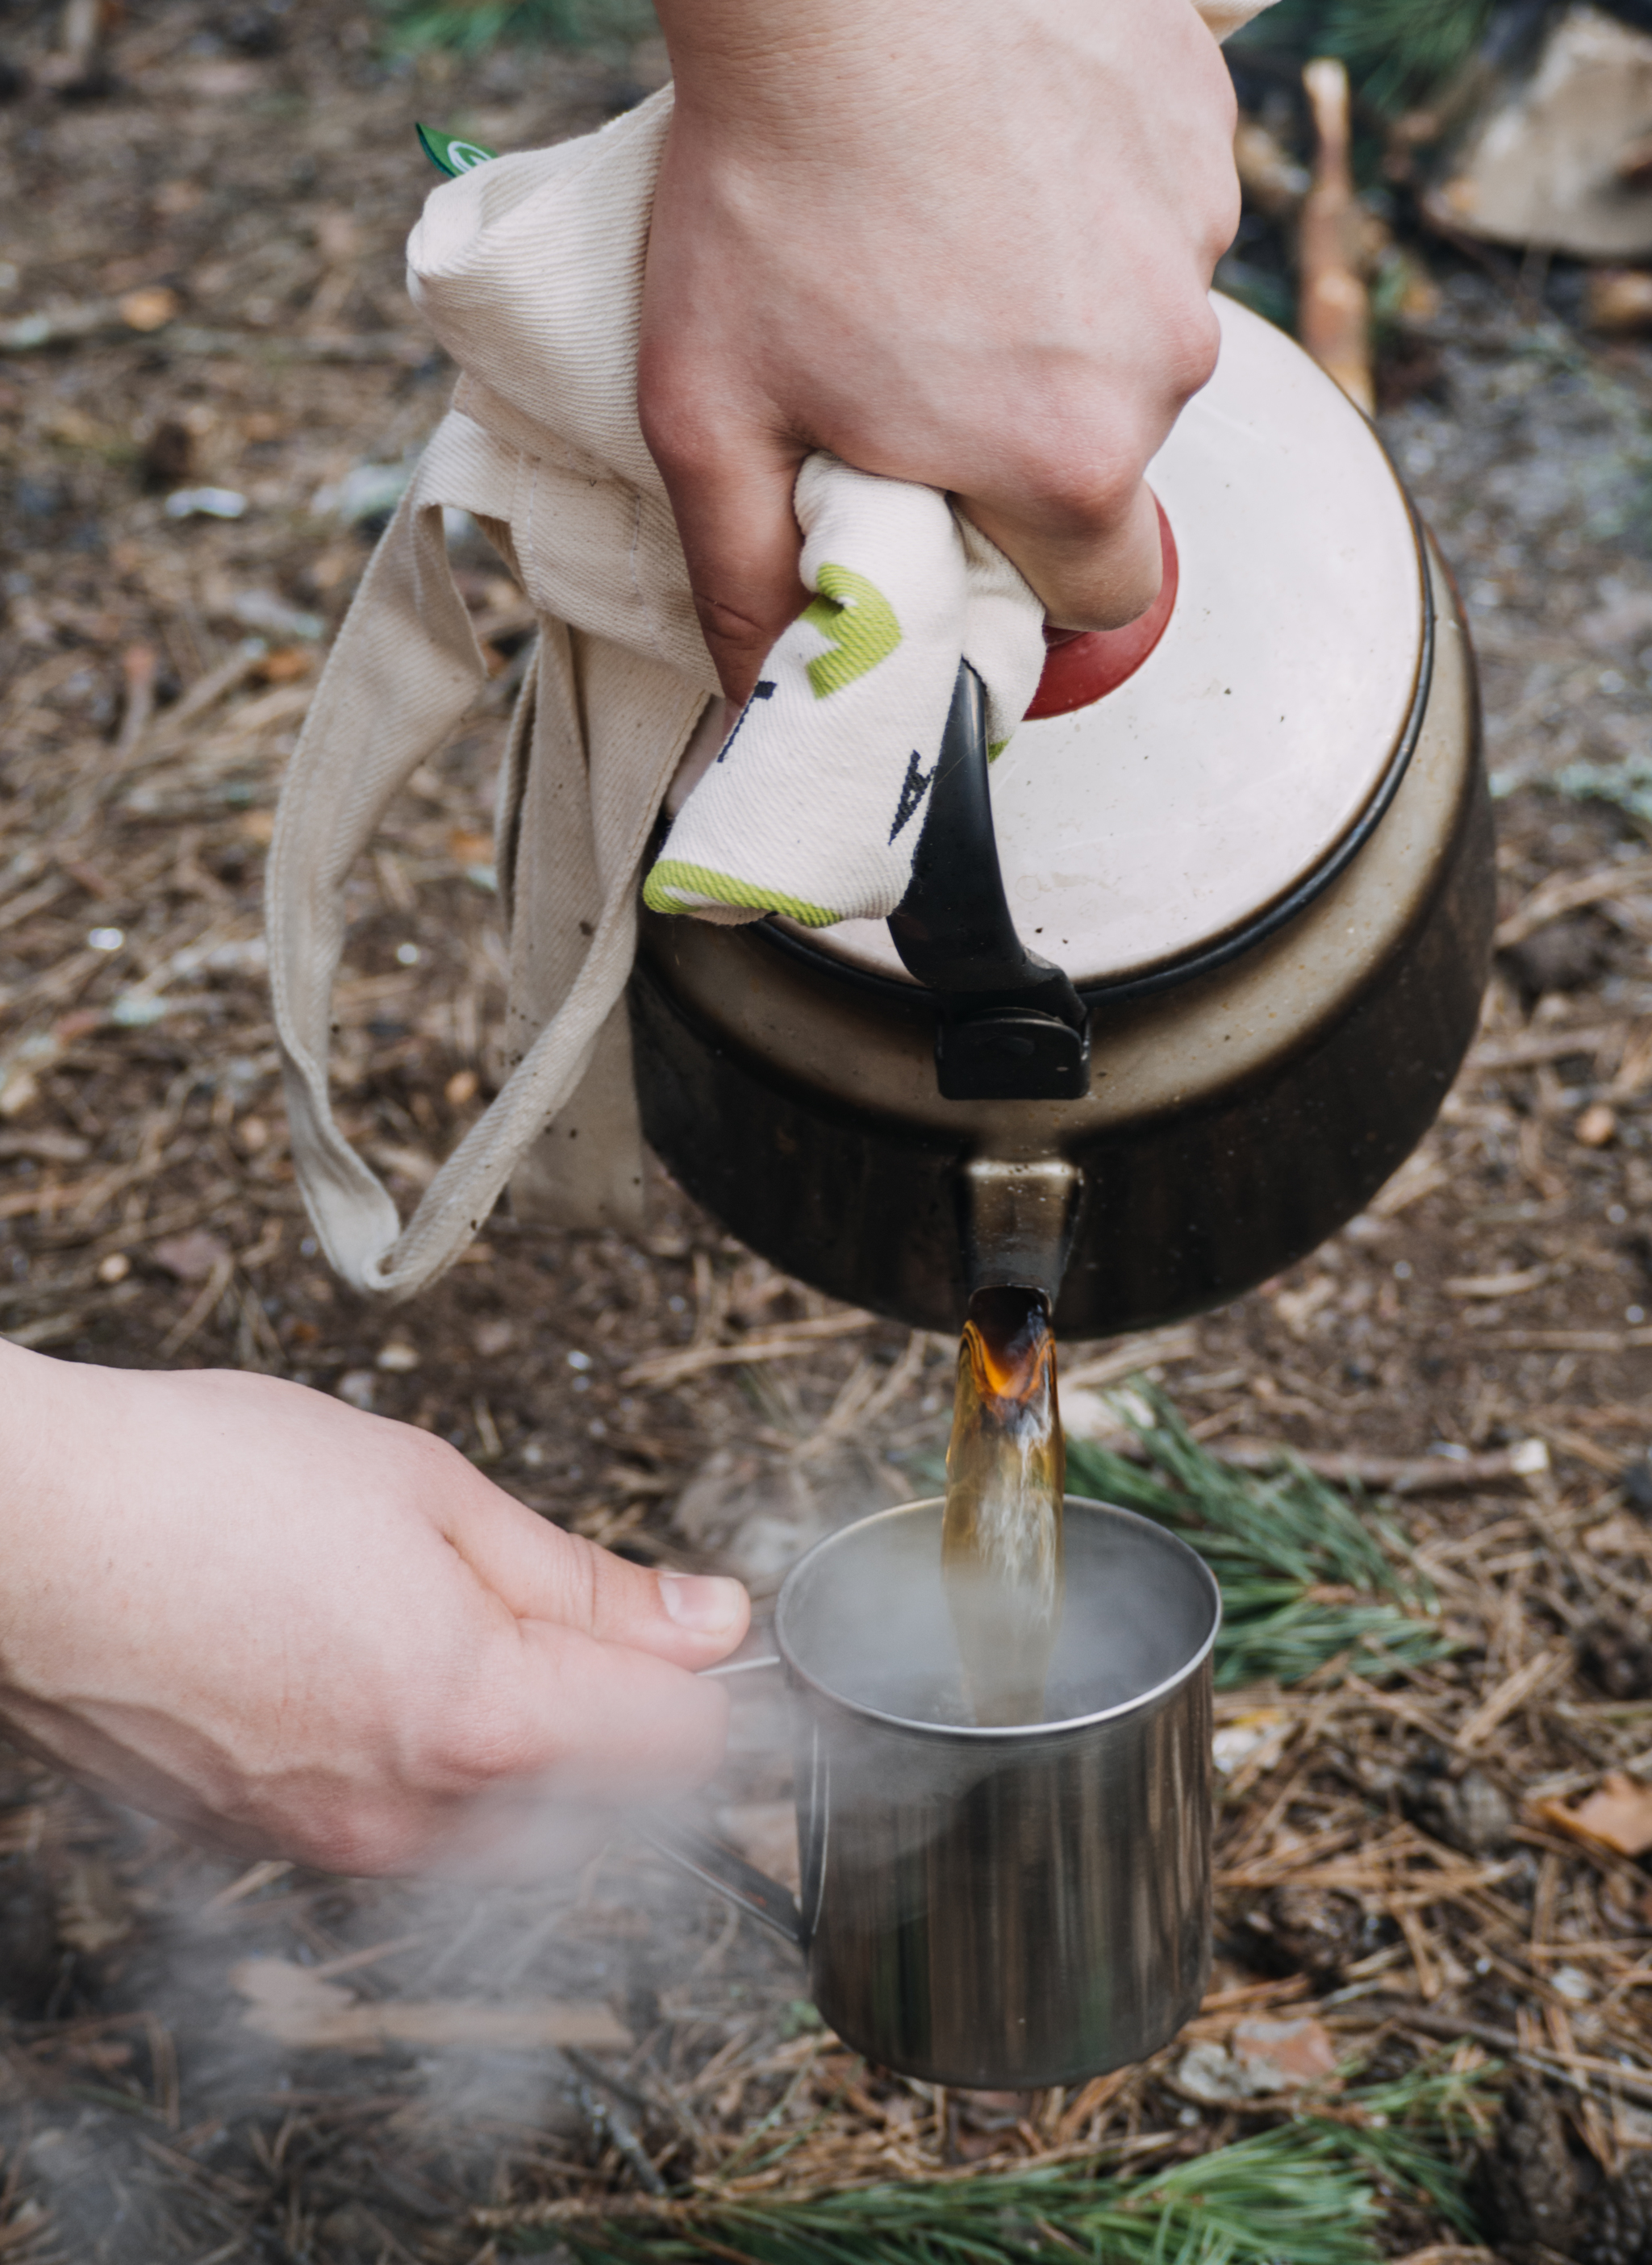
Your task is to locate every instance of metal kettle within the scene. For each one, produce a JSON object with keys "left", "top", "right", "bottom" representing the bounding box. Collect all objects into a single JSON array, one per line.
[{"left": 627, "top": 298, "right": 1492, "bottom": 1336}]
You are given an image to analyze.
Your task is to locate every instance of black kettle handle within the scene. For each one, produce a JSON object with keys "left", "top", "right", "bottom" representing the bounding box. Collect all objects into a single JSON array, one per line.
[{"left": 886, "top": 662, "right": 1091, "bottom": 1101}]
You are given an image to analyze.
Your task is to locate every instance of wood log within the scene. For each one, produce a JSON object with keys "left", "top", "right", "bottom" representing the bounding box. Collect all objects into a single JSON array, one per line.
[{"left": 1299, "top": 58, "right": 1375, "bottom": 415}]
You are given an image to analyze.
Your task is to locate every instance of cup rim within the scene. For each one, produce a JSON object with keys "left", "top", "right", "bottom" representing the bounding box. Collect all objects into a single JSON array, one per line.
[{"left": 772, "top": 1492, "right": 1221, "bottom": 1741}]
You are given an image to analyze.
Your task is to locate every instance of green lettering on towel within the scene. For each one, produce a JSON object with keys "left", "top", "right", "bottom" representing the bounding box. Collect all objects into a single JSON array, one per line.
[{"left": 801, "top": 565, "right": 901, "bottom": 699}]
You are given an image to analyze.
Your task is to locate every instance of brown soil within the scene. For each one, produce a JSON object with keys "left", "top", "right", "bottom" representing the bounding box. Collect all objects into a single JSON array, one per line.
[{"left": 7, "top": 2, "right": 1652, "bottom": 2257}]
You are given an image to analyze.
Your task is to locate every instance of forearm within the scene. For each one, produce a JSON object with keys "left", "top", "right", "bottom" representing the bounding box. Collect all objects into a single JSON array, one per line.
[{"left": 0, "top": 1338, "right": 92, "bottom": 1626}]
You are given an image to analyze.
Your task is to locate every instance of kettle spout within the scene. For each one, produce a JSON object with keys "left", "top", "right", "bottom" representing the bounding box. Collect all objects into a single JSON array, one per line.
[{"left": 959, "top": 1157, "right": 1083, "bottom": 1308}]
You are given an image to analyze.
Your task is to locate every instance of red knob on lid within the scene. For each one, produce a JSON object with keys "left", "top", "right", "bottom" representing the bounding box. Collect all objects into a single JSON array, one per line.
[{"left": 1025, "top": 498, "right": 1179, "bottom": 721}]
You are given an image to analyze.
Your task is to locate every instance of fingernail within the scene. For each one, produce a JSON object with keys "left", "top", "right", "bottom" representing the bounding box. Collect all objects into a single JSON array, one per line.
[{"left": 658, "top": 1571, "right": 745, "bottom": 1634}]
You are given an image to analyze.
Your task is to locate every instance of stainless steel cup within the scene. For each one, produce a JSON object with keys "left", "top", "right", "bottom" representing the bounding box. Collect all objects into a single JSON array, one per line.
[{"left": 651, "top": 1495, "right": 1218, "bottom": 2090}]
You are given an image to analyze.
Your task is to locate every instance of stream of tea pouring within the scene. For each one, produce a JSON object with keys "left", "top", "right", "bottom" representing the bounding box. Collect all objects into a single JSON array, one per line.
[{"left": 942, "top": 1286, "right": 1065, "bottom": 1726}]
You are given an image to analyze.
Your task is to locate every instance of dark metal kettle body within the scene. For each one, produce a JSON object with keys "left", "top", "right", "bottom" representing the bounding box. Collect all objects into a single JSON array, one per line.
[{"left": 626, "top": 303, "right": 1491, "bottom": 1336}]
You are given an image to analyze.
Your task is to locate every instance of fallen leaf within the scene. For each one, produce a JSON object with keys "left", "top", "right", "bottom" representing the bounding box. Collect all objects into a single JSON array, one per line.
[
  {"left": 1232, "top": 2015, "right": 1339, "bottom": 2088},
  {"left": 1541, "top": 1771, "right": 1652, "bottom": 1857},
  {"left": 151, "top": 1229, "right": 232, "bottom": 1283},
  {"left": 1577, "top": 1103, "right": 1618, "bottom": 1149},
  {"left": 1177, "top": 2041, "right": 1241, "bottom": 2102},
  {"left": 1212, "top": 1708, "right": 1290, "bottom": 1777},
  {"left": 118, "top": 286, "right": 179, "bottom": 333},
  {"left": 1177, "top": 2015, "right": 1339, "bottom": 2105}
]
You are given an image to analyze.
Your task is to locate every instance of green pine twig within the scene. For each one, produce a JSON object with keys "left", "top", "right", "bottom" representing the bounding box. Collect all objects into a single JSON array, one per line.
[
  {"left": 497, "top": 2055, "right": 1494, "bottom": 2263},
  {"left": 1231, "top": 0, "right": 1493, "bottom": 116},
  {"left": 377, "top": 0, "right": 653, "bottom": 56},
  {"left": 1063, "top": 1384, "right": 1450, "bottom": 1690},
  {"left": 1320, "top": 0, "right": 1494, "bottom": 117}
]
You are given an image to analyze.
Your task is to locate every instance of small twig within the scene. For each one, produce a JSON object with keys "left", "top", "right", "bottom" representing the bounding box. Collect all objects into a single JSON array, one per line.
[
  {"left": 561, "top": 2044, "right": 653, "bottom": 2118},
  {"left": 574, "top": 2081, "right": 666, "bottom": 2196},
  {"left": 157, "top": 1250, "right": 236, "bottom": 1359},
  {"left": 141, "top": 2013, "right": 179, "bottom": 2129},
  {"left": 309, "top": 1931, "right": 428, "bottom": 1983},
  {"left": 1059, "top": 1324, "right": 1201, "bottom": 1391},
  {"left": 1216, "top": 1440, "right": 1550, "bottom": 1496},
  {"left": 620, "top": 1311, "right": 873, "bottom": 1388},
  {"left": 144, "top": 646, "right": 269, "bottom": 749},
  {"left": 1454, "top": 1648, "right": 1569, "bottom": 1751},
  {"left": 202, "top": 1858, "right": 292, "bottom": 1913},
  {"left": 111, "top": 646, "right": 156, "bottom": 767},
  {"left": 1496, "top": 857, "right": 1652, "bottom": 949},
  {"left": 1468, "top": 1023, "right": 1629, "bottom": 1073},
  {"left": 792, "top": 1329, "right": 926, "bottom": 1461},
  {"left": 1392, "top": 2005, "right": 1652, "bottom": 2109},
  {"left": 1479, "top": 1326, "right": 1652, "bottom": 1354},
  {"left": 708, "top": 2039, "right": 834, "bottom": 2183}
]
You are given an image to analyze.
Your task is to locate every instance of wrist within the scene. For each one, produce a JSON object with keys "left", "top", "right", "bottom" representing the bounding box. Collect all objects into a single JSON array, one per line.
[
  {"left": 653, "top": 0, "right": 978, "bottom": 140},
  {"left": 0, "top": 1337, "right": 95, "bottom": 1508}
]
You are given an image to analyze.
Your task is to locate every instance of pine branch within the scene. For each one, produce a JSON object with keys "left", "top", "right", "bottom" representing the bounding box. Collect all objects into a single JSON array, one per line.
[
  {"left": 1321, "top": 0, "right": 1493, "bottom": 115},
  {"left": 1063, "top": 1385, "right": 1450, "bottom": 1690},
  {"left": 497, "top": 2056, "right": 1495, "bottom": 2263},
  {"left": 1232, "top": 0, "right": 1493, "bottom": 115}
]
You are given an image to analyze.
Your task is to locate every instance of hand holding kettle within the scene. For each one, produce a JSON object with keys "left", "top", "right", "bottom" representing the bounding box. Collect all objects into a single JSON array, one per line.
[{"left": 640, "top": 0, "right": 1249, "bottom": 701}]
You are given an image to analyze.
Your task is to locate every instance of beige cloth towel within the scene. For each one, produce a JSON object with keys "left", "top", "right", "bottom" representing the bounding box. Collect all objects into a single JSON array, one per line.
[{"left": 267, "top": 6, "right": 1276, "bottom": 1300}]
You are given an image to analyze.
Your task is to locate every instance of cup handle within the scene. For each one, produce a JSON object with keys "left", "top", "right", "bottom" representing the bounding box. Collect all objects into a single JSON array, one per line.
[
  {"left": 632, "top": 1649, "right": 808, "bottom": 1950},
  {"left": 635, "top": 1815, "right": 808, "bottom": 1951}
]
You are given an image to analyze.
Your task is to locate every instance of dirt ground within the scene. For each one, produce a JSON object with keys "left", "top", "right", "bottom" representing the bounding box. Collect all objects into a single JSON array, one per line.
[{"left": 8, "top": 3, "right": 1652, "bottom": 2259}]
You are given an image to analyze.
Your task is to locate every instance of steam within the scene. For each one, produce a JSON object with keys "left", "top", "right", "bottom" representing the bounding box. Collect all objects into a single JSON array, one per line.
[
  {"left": 778, "top": 1500, "right": 1210, "bottom": 1731},
  {"left": 0, "top": 1690, "right": 807, "bottom": 2258}
]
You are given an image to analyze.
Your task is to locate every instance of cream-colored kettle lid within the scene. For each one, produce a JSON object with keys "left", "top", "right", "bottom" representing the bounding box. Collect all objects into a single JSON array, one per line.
[{"left": 798, "top": 294, "right": 1427, "bottom": 991}]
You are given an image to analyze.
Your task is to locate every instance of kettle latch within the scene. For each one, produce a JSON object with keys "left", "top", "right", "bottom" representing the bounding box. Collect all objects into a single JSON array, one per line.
[
  {"left": 936, "top": 1003, "right": 1089, "bottom": 1103},
  {"left": 886, "top": 663, "right": 1091, "bottom": 1103}
]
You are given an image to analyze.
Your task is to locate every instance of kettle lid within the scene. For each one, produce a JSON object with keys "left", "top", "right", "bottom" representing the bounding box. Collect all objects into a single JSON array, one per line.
[{"left": 791, "top": 295, "right": 1429, "bottom": 993}]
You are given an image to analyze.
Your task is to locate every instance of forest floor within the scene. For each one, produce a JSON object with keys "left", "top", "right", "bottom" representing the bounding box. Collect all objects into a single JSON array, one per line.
[{"left": 7, "top": 1, "right": 1652, "bottom": 2258}]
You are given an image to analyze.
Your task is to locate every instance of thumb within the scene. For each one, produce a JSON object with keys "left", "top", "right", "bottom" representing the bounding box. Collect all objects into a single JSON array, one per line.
[{"left": 444, "top": 1476, "right": 750, "bottom": 1670}]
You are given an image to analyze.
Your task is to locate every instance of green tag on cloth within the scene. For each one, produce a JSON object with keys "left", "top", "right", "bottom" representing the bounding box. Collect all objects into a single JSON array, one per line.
[{"left": 416, "top": 123, "right": 499, "bottom": 177}]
